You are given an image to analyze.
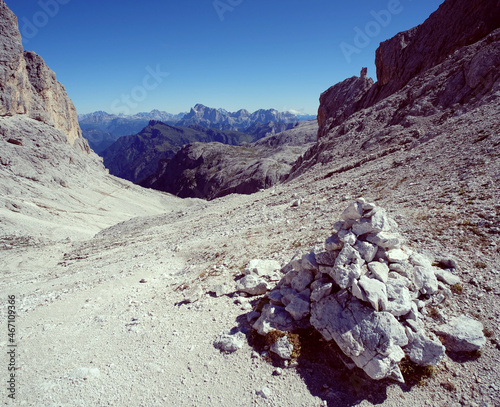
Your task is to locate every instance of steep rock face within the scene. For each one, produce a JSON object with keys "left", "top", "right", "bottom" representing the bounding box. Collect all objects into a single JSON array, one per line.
[
  {"left": 370, "top": 0, "right": 500, "bottom": 103},
  {"left": 317, "top": 68, "right": 374, "bottom": 138},
  {"left": 316, "top": 0, "right": 500, "bottom": 139},
  {"left": 0, "top": 1, "right": 87, "bottom": 152}
]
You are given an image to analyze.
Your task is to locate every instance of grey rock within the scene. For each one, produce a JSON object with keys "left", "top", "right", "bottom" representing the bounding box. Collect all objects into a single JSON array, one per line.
[
  {"left": 352, "top": 219, "right": 375, "bottom": 236},
  {"left": 405, "top": 330, "right": 446, "bottom": 366},
  {"left": 236, "top": 275, "right": 270, "bottom": 296},
  {"left": 366, "top": 232, "right": 403, "bottom": 249},
  {"left": 386, "top": 279, "right": 413, "bottom": 317},
  {"left": 315, "top": 251, "right": 337, "bottom": 266},
  {"left": 280, "top": 286, "right": 298, "bottom": 306},
  {"left": 358, "top": 275, "right": 388, "bottom": 312},
  {"left": 355, "top": 240, "right": 378, "bottom": 263},
  {"left": 341, "top": 200, "right": 364, "bottom": 221},
  {"left": 214, "top": 331, "right": 246, "bottom": 353},
  {"left": 256, "top": 386, "right": 271, "bottom": 399},
  {"left": 268, "top": 289, "right": 284, "bottom": 305},
  {"left": 311, "top": 290, "right": 407, "bottom": 382},
  {"left": 325, "top": 234, "right": 343, "bottom": 252},
  {"left": 291, "top": 269, "right": 314, "bottom": 292},
  {"left": 311, "top": 282, "right": 333, "bottom": 302},
  {"left": 285, "top": 296, "right": 310, "bottom": 320},
  {"left": 244, "top": 259, "right": 281, "bottom": 277},
  {"left": 68, "top": 367, "right": 101, "bottom": 380},
  {"left": 338, "top": 229, "right": 357, "bottom": 245},
  {"left": 332, "top": 244, "right": 365, "bottom": 289},
  {"left": 252, "top": 304, "right": 294, "bottom": 335},
  {"left": 246, "top": 311, "right": 261, "bottom": 323},
  {"left": 301, "top": 252, "right": 319, "bottom": 272},
  {"left": 436, "top": 315, "right": 487, "bottom": 352},
  {"left": 413, "top": 265, "right": 439, "bottom": 295},
  {"left": 434, "top": 269, "right": 461, "bottom": 285},
  {"left": 367, "top": 261, "right": 390, "bottom": 283},
  {"left": 270, "top": 336, "right": 294, "bottom": 359}
]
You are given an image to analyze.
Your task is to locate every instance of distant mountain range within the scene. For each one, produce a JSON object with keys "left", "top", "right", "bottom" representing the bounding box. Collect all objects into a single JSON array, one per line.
[
  {"left": 79, "top": 105, "right": 316, "bottom": 154},
  {"left": 101, "top": 120, "right": 264, "bottom": 184}
]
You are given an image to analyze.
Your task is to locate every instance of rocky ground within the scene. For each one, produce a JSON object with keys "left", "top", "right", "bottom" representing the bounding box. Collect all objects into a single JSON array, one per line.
[{"left": 1, "top": 100, "right": 499, "bottom": 405}]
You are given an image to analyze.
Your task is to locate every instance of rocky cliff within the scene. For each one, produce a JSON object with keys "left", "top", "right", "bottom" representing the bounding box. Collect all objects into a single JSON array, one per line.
[
  {"left": 0, "top": 0, "right": 87, "bottom": 153},
  {"left": 316, "top": 0, "right": 500, "bottom": 140}
]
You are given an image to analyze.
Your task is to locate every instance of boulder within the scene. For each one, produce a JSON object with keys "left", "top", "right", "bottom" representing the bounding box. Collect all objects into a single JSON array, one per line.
[
  {"left": 311, "top": 290, "right": 407, "bottom": 382},
  {"left": 358, "top": 275, "right": 388, "bottom": 312},
  {"left": 332, "top": 244, "right": 365, "bottom": 289},
  {"left": 355, "top": 240, "right": 378, "bottom": 263},
  {"left": 214, "top": 331, "right": 246, "bottom": 353},
  {"left": 368, "top": 261, "right": 390, "bottom": 283},
  {"left": 405, "top": 330, "right": 446, "bottom": 366},
  {"left": 236, "top": 275, "right": 269, "bottom": 296},
  {"left": 366, "top": 232, "right": 403, "bottom": 249},
  {"left": 244, "top": 259, "right": 281, "bottom": 277},
  {"left": 434, "top": 268, "right": 461, "bottom": 285},
  {"left": 285, "top": 296, "right": 310, "bottom": 320},
  {"left": 413, "top": 265, "right": 439, "bottom": 295},
  {"left": 253, "top": 304, "right": 294, "bottom": 335},
  {"left": 436, "top": 316, "right": 486, "bottom": 352},
  {"left": 291, "top": 269, "right": 314, "bottom": 292}
]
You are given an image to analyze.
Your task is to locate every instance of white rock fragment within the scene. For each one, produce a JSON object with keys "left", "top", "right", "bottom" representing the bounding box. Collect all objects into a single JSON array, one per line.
[
  {"left": 342, "top": 200, "right": 364, "bottom": 221},
  {"left": 332, "top": 244, "right": 365, "bottom": 289},
  {"left": 368, "top": 261, "right": 390, "bottom": 283},
  {"left": 310, "top": 282, "right": 333, "bottom": 302},
  {"left": 256, "top": 386, "right": 271, "bottom": 399},
  {"left": 236, "top": 275, "right": 270, "bottom": 296},
  {"left": 359, "top": 275, "right": 388, "bottom": 311},
  {"left": 244, "top": 259, "right": 281, "bottom": 277},
  {"left": 214, "top": 331, "right": 246, "bottom": 353},
  {"left": 366, "top": 232, "right": 402, "bottom": 249},
  {"left": 386, "top": 280, "right": 413, "bottom": 317},
  {"left": 253, "top": 305, "right": 294, "bottom": 335},
  {"left": 68, "top": 367, "right": 101, "bottom": 380},
  {"left": 386, "top": 248, "right": 409, "bottom": 264},
  {"left": 285, "top": 295, "right": 310, "bottom": 320},
  {"left": 270, "top": 335, "right": 294, "bottom": 359},
  {"left": 436, "top": 315, "right": 486, "bottom": 352},
  {"left": 434, "top": 268, "right": 461, "bottom": 285},
  {"left": 325, "top": 234, "right": 343, "bottom": 251},
  {"left": 413, "top": 266, "right": 439, "bottom": 295},
  {"left": 355, "top": 240, "right": 378, "bottom": 263},
  {"left": 405, "top": 330, "right": 445, "bottom": 366},
  {"left": 338, "top": 229, "right": 357, "bottom": 245}
]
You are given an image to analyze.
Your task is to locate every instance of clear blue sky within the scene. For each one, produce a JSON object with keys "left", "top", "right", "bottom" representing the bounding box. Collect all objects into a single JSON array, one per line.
[{"left": 6, "top": 0, "right": 444, "bottom": 115}]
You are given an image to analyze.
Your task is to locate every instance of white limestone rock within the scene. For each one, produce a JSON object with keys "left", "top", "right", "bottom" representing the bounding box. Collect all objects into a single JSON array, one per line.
[
  {"left": 434, "top": 268, "right": 461, "bottom": 285},
  {"left": 359, "top": 275, "right": 388, "bottom": 311},
  {"left": 368, "top": 261, "right": 390, "bottom": 283},
  {"left": 332, "top": 244, "right": 365, "bottom": 289},
  {"left": 236, "top": 275, "right": 270, "bottom": 296},
  {"left": 436, "top": 315, "right": 486, "bottom": 352},
  {"left": 285, "top": 295, "right": 310, "bottom": 320},
  {"left": 301, "top": 252, "right": 319, "bottom": 272},
  {"left": 386, "top": 279, "right": 413, "bottom": 317},
  {"left": 214, "top": 330, "right": 246, "bottom": 353},
  {"left": 366, "top": 232, "right": 403, "bottom": 249},
  {"left": 311, "top": 291, "right": 408, "bottom": 382},
  {"left": 270, "top": 336, "right": 294, "bottom": 359},
  {"left": 387, "top": 248, "right": 409, "bottom": 264},
  {"left": 405, "top": 330, "right": 446, "bottom": 366},
  {"left": 355, "top": 240, "right": 378, "bottom": 263},
  {"left": 244, "top": 259, "right": 281, "bottom": 277},
  {"left": 253, "top": 304, "right": 294, "bottom": 335},
  {"left": 413, "top": 265, "right": 439, "bottom": 295},
  {"left": 315, "top": 251, "right": 337, "bottom": 266},
  {"left": 338, "top": 229, "right": 357, "bottom": 246}
]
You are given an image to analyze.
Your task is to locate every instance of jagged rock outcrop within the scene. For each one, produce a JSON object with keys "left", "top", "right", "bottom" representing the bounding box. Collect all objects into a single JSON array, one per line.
[
  {"left": 317, "top": 68, "right": 374, "bottom": 138},
  {"left": 0, "top": 0, "right": 87, "bottom": 152},
  {"left": 141, "top": 121, "right": 317, "bottom": 200},
  {"left": 372, "top": 0, "right": 500, "bottom": 102},
  {"left": 250, "top": 199, "right": 487, "bottom": 383},
  {"left": 314, "top": 0, "right": 500, "bottom": 143}
]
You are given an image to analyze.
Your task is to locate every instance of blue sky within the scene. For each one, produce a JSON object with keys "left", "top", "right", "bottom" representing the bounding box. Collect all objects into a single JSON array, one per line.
[{"left": 6, "top": 0, "right": 444, "bottom": 115}]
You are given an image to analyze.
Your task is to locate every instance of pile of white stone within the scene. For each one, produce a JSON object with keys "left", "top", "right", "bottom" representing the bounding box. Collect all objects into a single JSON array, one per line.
[{"left": 235, "top": 199, "right": 486, "bottom": 383}]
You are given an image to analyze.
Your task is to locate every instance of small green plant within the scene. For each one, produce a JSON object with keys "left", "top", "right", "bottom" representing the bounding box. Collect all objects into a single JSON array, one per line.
[
  {"left": 399, "top": 358, "right": 436, "bottom": 387},
  {"left": 451, "top": 283, "right": 463, "bottom": 294}
]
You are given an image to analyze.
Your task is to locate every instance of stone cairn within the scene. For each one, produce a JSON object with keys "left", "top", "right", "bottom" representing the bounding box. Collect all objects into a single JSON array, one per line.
[{"left": 232, "top": 199, "right": 486, "bottom": 383}]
